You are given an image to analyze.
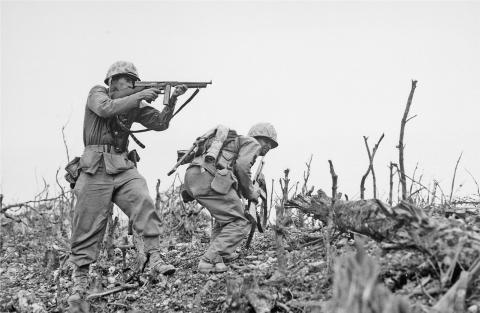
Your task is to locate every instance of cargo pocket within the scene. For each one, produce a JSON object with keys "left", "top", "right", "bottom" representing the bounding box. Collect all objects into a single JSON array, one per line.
[
  {"left": 211, "top": 169, "right": 234, "bottom": 195},
  {"left": 79, "top": 150, "right": 102, "bottom": 174},
  {"left": 185, "top": 166, "right": 214, "bottom": 197},
  {"left": 104, "top": 153, "right": 135, "bottom": 175}
]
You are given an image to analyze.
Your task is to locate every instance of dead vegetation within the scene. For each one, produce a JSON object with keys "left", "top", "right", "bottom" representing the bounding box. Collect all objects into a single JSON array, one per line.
[{"left": 1, "top": 80, "right": 480, "bottom": 313}]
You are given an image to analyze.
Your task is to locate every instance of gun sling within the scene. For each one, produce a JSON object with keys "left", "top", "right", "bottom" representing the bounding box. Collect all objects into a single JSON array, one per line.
[{"left": 113, "top": 89, "right": 201, "bottom": 149}]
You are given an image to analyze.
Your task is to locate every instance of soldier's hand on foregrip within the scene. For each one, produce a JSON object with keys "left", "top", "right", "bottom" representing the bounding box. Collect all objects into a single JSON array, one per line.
[
  {"left": 172, "top": 84, "right": 188, "bottom": 97},
  {"left": 137, "top": 88, "right": 161, "bottom": 102}
]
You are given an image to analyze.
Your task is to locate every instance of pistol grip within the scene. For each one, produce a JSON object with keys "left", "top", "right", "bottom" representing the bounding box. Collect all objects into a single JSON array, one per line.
[{"left": 163, "top": 85, "right": 171, "bottom": 105}]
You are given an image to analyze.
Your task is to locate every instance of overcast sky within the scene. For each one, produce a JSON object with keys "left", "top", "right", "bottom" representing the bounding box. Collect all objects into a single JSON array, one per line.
[{"left": 1, "top": 1, "right": 479, "bottom": 205}]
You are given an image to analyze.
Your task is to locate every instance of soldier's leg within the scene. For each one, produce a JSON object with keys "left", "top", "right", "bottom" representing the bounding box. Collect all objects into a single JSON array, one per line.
[
  {"left": 70, "top": 170, "right": 114, "bottom": 267},
  {"left": 196, "top": 188, "right": 249, "bottom": 263},
  {"left": 69, "top": 169, "right": 113, "bottom": 312},
  {"left": 113, "top": 168, "right": 174, "bottom": 275}
]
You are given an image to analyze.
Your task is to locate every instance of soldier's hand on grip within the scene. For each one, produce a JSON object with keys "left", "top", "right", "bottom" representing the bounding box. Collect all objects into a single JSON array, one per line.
[{"left": 138, "top": 88, "right": 161, "bottom": 102}]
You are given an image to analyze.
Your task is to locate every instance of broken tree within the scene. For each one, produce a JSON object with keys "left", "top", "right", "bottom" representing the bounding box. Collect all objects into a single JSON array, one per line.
[{"left": 287, "top": 191, "right": 480, "bottom": 284}]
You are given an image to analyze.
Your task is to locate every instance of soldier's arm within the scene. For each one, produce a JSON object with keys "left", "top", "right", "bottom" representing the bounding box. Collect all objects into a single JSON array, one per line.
[
  {"left": 235, "top": 137, "right": 262, "bottom": 201},
  {"left": 134, "top": 96, "right": 178, "bottom": 131},
  {"left": 87, "top": 86, "right": 142, "bottom": 118}
]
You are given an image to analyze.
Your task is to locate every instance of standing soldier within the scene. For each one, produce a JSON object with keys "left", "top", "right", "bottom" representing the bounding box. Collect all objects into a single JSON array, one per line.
[
  {"left": 182, "top": 123, "right": 278, "bottom": 273},
  {"left": 67, "top": 61, "right": 187, "bottom": 311}
]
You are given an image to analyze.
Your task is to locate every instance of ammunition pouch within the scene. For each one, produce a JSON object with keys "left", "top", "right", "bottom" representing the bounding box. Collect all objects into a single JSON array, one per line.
[
  {"left": 127, "top": 150, "right": 140, "bottom": 167},
  {"left": 211, "top": 169, "right": 236, "bottom": 195},
  {"left": 64, "top": 157, "right": 82, "bottom": 189}
]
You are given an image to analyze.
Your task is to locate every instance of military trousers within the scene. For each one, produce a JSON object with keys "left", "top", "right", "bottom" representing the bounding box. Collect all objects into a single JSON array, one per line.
[
  {"left": 184, "top": 166, "right": 249, "bottom": 263},
  {"left": 70, "top": 164, "right": 162, "bottom": 267}
]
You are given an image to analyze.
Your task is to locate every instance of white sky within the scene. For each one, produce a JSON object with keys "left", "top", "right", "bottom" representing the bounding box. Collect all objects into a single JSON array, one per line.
[{"left": 1, "top": 1, "right": 479, "bottom": 204}]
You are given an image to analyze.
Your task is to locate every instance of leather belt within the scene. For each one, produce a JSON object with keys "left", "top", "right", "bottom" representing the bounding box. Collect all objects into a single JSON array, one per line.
[{"left": 85, "top": 144, "right": 124, "bottom": 154}]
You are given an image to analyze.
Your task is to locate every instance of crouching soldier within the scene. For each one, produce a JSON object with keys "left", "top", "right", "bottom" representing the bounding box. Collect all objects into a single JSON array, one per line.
[
  {"left": 182, "top": 123, "right": 278, "bottom": 273},
  {"left": 67, "top": 61, "right": 187, "bottom": 311}
]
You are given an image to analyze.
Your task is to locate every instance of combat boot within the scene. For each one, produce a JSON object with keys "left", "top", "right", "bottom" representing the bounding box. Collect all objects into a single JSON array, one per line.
[
  {"left": 149, "top": 250, "right": 176, "bottom": 276},
  {"left": 222, "top": 252, "right": 239, "bottom": 263},
  {"left": 67, "top": 266, "right": 90, "bottom": 313},
  {"left": 198, "top": 255, "right": 228, "bottom": 274}
]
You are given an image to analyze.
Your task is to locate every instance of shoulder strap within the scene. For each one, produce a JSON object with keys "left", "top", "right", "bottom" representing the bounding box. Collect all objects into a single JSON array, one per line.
[{"left": 229, "top": 135, "right": 242, "bottom": 169}]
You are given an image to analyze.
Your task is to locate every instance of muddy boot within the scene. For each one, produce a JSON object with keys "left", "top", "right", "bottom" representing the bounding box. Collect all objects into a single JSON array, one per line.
[
  {"left": 149, "top": 250, "right": 176, "bottom": 276},
  {"left": 198, "top": 255, "right": 228, "bottom": 274},
  {"left": 222, "top": 252, "right": 239, "bottom": 264},
  {"left": 67, "top": 266, "right": 90, "bottom": 313}
]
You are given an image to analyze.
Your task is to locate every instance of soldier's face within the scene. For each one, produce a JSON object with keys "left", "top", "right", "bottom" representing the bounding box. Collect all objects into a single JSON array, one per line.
[
  {"left": 111, "top": 75, "right": 134, "bottom": 90},
  {"left": 256, "top": 138, "right": 272, "bottom": 156}
]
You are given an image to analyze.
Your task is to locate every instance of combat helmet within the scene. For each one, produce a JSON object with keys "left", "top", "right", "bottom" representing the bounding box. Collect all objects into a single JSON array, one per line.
[
  {"left": 104, "top": 61, "right": 140, "bottom": 85},
  {"left": 248, "top": 122, "right": 278, "bottom": 148}
]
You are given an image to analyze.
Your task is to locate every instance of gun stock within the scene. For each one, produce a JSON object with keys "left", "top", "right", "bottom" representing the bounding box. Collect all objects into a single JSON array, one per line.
[{"left": 167, "top": 143, "right": 197, "bottom": 176}]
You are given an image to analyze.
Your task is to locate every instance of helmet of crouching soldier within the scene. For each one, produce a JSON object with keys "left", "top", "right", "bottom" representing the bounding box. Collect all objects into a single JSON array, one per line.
[
  {"left": 104, "top": 61, "right": 140, "bottom": 85},
  {"left": 248, "top": 122, "right": 278, "bottom": 148}
]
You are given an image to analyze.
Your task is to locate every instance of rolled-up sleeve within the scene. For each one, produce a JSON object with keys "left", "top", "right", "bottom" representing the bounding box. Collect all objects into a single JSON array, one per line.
[
  {"left": 87, "top": 86, "right": 140, "bottom": 118},
  {"left": 235, "top": 137, "right": 262, "bottom": 200}
]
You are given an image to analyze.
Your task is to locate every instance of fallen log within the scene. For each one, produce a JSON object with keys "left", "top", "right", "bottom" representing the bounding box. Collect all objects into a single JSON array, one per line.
[{"left": 287, "top": 191, "right": 480, "bottom": 276}]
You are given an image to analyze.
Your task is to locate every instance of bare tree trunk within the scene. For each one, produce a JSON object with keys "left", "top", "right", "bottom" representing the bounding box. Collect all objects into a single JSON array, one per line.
[
  {"left": 360, "top": 134, "right": 385, "bottom": 199},
  {"left": 388, "top": 162, "right": 395, "bottom": 206},
  {"left": 275, "top": 169, "right": 290, "bottom": 275},
  {"left": 398, "top": 80, "right": 418, "bottom": 201},
  {"left": 299, "top": 155, "right": 313, "bottom": 227},
  {"left": 325, "top": 160, "right": 338, "bottom": 274}
]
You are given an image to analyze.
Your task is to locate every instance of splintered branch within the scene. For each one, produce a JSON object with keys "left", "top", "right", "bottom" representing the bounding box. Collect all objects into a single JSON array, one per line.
[
  {"left": 61, "top": 124, "right": 70, "bottom": 163},
  {"left": 398, "top": 79, "right": 418, "bottom": 201},
  {"left": 299, "top": 155, "right": 313, "bottom": 227},
  {"left": 1, "top": 194, "right": 69, "bottom": 214},
  {"left": 449, "top": 152, "right": 463, "bottom": 203},
  {"left": 409, "top": 162, "right": 419, "bottom": 197},
  {"left": 86, "top": 284, "right": 137, "bottom": 300},
  {"left": 275, "top": 169, "right": 290, "bottom": 274},
  {"left": 360, "top": 134, "right": 385, "bottom": 199},
  {"left": 325, "top": 160, "right": 338, "bottom": 274},
  {"left": 302, "top": 155, "right": 313, "bottom": 194},
  {"left": 328, "top": 160, "right": 338, "bottom": 202},
  {"left": 391, "top": 164, "right": 442, "bottom": 203},
  {"left": 388, "top": 162, "right": 396, "bottom": 206},
  {"left": 465, "top": 169, "right": 480, "bottom": 199}
]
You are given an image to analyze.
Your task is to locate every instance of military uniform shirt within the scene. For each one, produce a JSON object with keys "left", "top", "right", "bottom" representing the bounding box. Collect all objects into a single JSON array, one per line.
[{"left": 83, "top": 85, "right": 174, "bottom": 148}]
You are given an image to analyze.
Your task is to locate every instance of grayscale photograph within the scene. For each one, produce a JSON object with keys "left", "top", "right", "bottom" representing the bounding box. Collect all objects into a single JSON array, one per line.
[{"left": 1, "top": 1, "right": 479, "bottom": 312}]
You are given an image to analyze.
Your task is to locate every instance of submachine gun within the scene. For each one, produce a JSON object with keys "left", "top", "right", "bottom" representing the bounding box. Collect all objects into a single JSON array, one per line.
[
  {"left": 110, "top": 80, "right": 212, "bottom": 118},
  {"left": 108, "top": 81, "right": 212, "bottom": 149}
]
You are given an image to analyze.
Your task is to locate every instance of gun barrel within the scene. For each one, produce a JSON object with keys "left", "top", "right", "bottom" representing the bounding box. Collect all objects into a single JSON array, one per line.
[{"left": 135, "top": 81, "right": 212, "bottom": 88}]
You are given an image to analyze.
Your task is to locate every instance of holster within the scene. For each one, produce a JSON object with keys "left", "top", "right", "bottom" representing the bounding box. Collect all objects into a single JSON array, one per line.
[
  {"left": 127, "top": 150, "right": 140, "bottom": 167},
  {"left": 64, "top": 157, "right": 81, "bottom": 189}
]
